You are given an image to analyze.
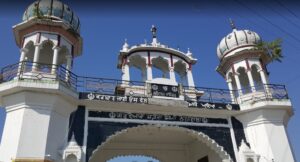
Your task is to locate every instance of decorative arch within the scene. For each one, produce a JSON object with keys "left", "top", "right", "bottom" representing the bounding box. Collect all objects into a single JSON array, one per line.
[
  {"left": 88, "top": 125, "right": 233, "bottom": 162},
  {"left": 24, "top": 41, "right": 35, "bottom": 62},
  {"left": 237, "top": 67, "right": 251, "bottom": 93},
  {"left": 174, "top": 60, "right": 187, "bottom": 85},
  {"left": 107, "top": 155, "right": 160, "bottom": 162},
  {"left": 39, "top": 40, "right": 55, "bottom": 65},
  {"left": 65, "top": 154, "right": 78, "bottom": 162},
  {"left": 151, "top": 56, "right": 169, "bottom": 79},
  {"left": 250, "top": 64, "right": 263, "bottom": 90},
  {"left": 58, "top": 45, "right": 71, "bottom": 65},
  {"left": 128, "top": 55, "right": 147, "bottom": 81},
  {"left": 227, "top": 72, "right": 237, "bottom": 91}
]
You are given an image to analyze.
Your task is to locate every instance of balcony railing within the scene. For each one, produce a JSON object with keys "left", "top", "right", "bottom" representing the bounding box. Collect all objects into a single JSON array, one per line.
[{"left": 0, "top": 62, "right": 290, "bottom": 106}]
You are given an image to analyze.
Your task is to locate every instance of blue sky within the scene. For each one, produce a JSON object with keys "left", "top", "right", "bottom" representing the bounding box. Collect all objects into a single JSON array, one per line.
[{"left": 0, "top": 0, "right": 300, "bottom": 161}]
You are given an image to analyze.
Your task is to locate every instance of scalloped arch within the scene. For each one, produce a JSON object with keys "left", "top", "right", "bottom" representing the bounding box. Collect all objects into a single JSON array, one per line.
[{"left": 88, "top": 125, "right": 233, "bottom": 162}]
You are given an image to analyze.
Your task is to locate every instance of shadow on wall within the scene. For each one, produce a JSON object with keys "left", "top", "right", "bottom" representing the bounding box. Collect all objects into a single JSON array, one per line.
[{"left": 0, "top": 108, "right": 6, "bottom": 144}]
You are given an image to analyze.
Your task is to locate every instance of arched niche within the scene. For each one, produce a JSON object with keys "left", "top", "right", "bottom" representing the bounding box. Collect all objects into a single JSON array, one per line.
[
  {"left": 151, "top": 56, "right": 169, "bottom": 79},
  {"left": 24, "top": 41, "right": 35, "bottom": 62},
  {"left": 65, "top": 154, "right": 78, "bottom": 162},
  {"left": 251, "top": 64, "right": 263, "bottom": 90},
  {"left": 107, "top": 155, "right": 160, "bottom": 162},
  {"left": 174, "top": 60, "right": 187, "bottom": 86},
  {"left": 39, "top": 40, "right": 54, "bottom": 65},
  {"left": 246, "top": 158, "right": 254, "bottom": 162},
  {"left": 227, "top": 72, "right": 237, "bottom": 91},
  {"left": 128, "top": 55, "right": 147, "bottom": 81},
  {"left": 237, "top": 67, "right": 251, "bottom": 94},
  {"left": 58, "top": 46, "right": 71, "bottom": 65}
]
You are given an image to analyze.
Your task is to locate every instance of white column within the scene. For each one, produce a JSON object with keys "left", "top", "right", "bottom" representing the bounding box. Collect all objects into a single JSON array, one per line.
[
  {"left": 259, "top": 69, "right": 268, "bottom": 85},
  {"left": 142, "top": 69, "right": 147, "bottom": 82},
  {"left": 65, "top": 55, "right": 72, "bottom": 81},
  {"left": 122, "top": 64, "right": 130, "bottom": 81},
  {"left": 227, "top": 79, "right": 236, "bottom": 103},
  {"left": 186, "top": 69, "right": 195, "bottom": 87},
  {"left": 18, "top": 48, "right": 28, "bottom": 75},
  {"left": 247, "top": 70, "right": 256, "bottom": 92},
  {"left": 147, "top": 64, "right": 152, "bottom": 81},
  {"left": 169, "top": 67, "right": 176, "bottom": 83},
  {"left": 51, "top": 46, "right": 60, "bottom": 74},
  {"left": 234, "top": 74, "right": 243, "bottom": 95},
  {"left": 259, "top": 69, "right": 271, "bottom": 97},
  {"left": 32, "top": 44, "right": 41, "bottom": 71}
]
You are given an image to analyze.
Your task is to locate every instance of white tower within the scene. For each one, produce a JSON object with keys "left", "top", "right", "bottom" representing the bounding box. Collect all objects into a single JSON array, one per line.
[
  {"left": 216, "top": 21, "right": 295, "bottom": 162},
  {"left": 0, "top": 0, "right": 82, "bottom": 162}
]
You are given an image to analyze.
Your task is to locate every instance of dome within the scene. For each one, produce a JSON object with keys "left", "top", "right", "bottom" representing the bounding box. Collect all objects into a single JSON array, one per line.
[
  {"left": 217, "top": 29, "right": 261, "bottom": 59},
  {"left": 22, "top": 0, "right": 80, "bottom": 33}
]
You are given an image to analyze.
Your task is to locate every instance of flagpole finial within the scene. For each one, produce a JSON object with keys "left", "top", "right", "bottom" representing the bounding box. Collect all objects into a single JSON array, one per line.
[{"left": 229, "top": 18, "right": 236, "bottom": 30}]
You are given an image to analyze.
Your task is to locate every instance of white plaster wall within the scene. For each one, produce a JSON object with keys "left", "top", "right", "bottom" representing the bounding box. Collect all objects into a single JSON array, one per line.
[
  {"left": 248, "top": 59, "right": 262, "bottom": 70},
  {"left": 233, "top": 60, "right": 247, "bottom": 72},
  {"left": 45, "top": 98, "right": 76, "bottom": 161},
  {"left": 0, "top": 90, "right": 77, "bottom": 162},
  {"left": 0, "top": 107, "right": 25, "bottom": 162},
  {"left": 23, "top": 33, "right": 38, "bottom": 47},
  {"left": 16, "top": 107, "right": 51, "bottom": 158},
  {"left": 189, "top": 141, "right": 222, "bottom": 162},
  {"left": 45, "top": 111, "right": 69, "bottom": 162},
  {"left": 40, "top": 33, "right": 58, "bottom": 45},
  {"left": 60, "top": 37, "right": 72, "bottom": 53},
  {"left": 236, "top": 108, "right": 295, "bottom": 162}
]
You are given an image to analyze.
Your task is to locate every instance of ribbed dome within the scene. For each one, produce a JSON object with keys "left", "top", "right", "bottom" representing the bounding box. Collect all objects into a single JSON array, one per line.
[
  {"left": 22, "top": 0, "right": 80, "bottom": 33},
  {"left": 217, "top": 29, "right": 261, "bottom": 59}
]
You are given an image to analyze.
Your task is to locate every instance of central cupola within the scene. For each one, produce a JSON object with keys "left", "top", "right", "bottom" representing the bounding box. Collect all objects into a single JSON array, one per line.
[
  {"left": 117, "top": 25, "right": 197, "bottom": 87},
  {"left": 117, "top": 25, "right": 198, "bottom": 99}
]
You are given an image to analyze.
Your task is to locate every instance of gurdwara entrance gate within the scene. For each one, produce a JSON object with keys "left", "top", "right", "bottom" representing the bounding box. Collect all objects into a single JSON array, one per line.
[{"left": 0, "top": 0, "right": 296, "bottom": 162}]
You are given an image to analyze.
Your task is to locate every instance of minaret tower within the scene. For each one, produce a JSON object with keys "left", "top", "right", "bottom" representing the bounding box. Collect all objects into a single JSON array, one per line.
[
  {"left": 216, "top": 21, "right": 295, "bottom": 162},
  {"left": 0, "top": 0, "right": 82, "bottom": 162}
]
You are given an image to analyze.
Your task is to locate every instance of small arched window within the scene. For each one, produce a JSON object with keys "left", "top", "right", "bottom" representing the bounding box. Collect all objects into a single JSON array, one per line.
[
  {"left": 251, "top": 64, "right": 263, "bottom": 90},
  {"left": 174, "top": 60, "right": 187, "bottom": 86},
  {"left": 65, "top": 154, "right": 78, "bottom": 162},
  {"left": 152, "top": 56, "right": 169, "bottom": 79},
  {"left": 237, "top": 67, "right": 251, "bottom": 94},
  {"left": 246, "top": 158, "right": 254, "bottom": 162},
  {"left": 128, "top": 55, "right": 147, "bottom": 81}
]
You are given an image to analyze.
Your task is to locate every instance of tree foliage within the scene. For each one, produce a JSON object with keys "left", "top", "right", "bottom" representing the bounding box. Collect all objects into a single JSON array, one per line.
[{"left": 256, "top": 38, "right": 283, "bottom": 63}]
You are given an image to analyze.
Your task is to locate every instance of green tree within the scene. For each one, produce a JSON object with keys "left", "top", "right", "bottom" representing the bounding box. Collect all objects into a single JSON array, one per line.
[{"left": 256, "top": 38, "right": 283, "bottom": 62}]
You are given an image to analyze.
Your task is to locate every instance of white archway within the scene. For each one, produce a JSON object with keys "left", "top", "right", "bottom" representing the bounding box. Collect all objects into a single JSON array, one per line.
[{"left": 89, "top": 125, "right": 233, "bottom": 162}]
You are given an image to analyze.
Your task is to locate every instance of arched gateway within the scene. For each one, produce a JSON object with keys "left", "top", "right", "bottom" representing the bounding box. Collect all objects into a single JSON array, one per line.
[{"left": 89, "top": 125, "right": 232, "bottom": 162}]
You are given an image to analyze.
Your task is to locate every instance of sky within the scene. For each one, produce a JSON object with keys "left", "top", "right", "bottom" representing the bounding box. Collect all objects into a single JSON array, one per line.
[{"left": 0, "top": 0, "right": 300, "bottom": 161}]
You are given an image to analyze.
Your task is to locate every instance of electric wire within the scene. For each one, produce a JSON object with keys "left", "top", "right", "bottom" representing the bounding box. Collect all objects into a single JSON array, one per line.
[
  {"left": 274, "top": 0, "right": 300, "bottom": 20},
  {"left": 233, "top": 0, "right": 300, "bottom": 44},
  {"left": 262, "top": 0, "right": 300, "bottom": 29}
]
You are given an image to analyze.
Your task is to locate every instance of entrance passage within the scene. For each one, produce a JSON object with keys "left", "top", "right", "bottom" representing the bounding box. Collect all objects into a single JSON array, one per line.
[
  {"left": 89, "top": 125, "right": 232, "bottom": 162},
  {"left": 107, "top": 155, "right": 159, "bottom": 162}
]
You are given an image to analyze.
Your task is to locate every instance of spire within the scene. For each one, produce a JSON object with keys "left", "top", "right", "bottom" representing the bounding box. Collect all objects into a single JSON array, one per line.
[
  {"left": 229, "top": 18, "right": 237, "bottom": 31},
  {"left": 122, "top": 38, "right": 129, "bottom": 51},
  {"left": 151, "top": 25, "right": 157, "bottom": 38},
  {"left": 187, "top": 48, "right": 193, "bottom": 57},
  {"left": 151, "top": 25, "right": 158, "bottom": 46}
]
